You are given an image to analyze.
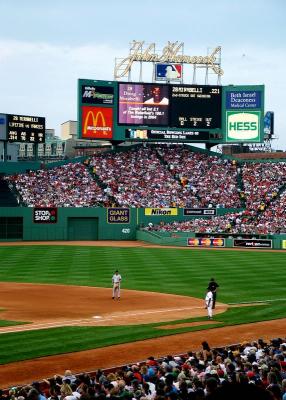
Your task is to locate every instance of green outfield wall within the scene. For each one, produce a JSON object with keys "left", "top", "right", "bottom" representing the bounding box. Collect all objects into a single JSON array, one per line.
[
  {"left": 1, "top": 207, "right": 286, "bottom": 250},
  {"left": 0, "top": 207, "right": 243, "bottom": 242}
]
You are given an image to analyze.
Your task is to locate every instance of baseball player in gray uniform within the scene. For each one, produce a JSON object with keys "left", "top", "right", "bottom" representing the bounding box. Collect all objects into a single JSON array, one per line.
[
  {"left": 112, "top": 270, "right": 122, "bottom": 300},
  {"left": 205, "top": 290, "right": 214, "bottom": 319}
]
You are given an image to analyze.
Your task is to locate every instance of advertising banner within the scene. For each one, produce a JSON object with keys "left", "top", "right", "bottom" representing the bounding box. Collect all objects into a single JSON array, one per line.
[
  {"left": 282, "top": 240, "right": 286, "bottom": 250},
  {"left": 33, "top": 208, "right": 57, "bottom": 223},
  {"left": 233, "top": 239, "right": 272, "bottom": 249},
  {"left": 81, "top": 106, "right": 113, "bottom": 139},
  {"left": 107, "top": 208, "right": 130, "bottom": 223},
  {"left": 187, "top": 238, "right": 225, "bottom": 247},
  {"left": 264, "top": 111, "right": 274, "bottom": 138},
  {"left": 184, "top": 208, "right": 216, "bottom": 216},
  {"left": 226, "top": 90, "right": 261, "bottom": 109},
  {"left": 226, "top": 111, "right": 261, "bottom": 142},
  {"left": 144, "top": 208, "right": 178, "bottom": 216},
  {"left": 223, "top": 85, "right": 264, "bottom": 143},
  {"left": 81, "top": 85, "right": 114, "bottom": 105}
]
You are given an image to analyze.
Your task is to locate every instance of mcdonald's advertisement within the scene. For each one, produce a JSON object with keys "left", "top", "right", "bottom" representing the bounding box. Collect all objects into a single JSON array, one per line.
[{"left": 81, "top": 106, "right": 113, "bottom": 139}]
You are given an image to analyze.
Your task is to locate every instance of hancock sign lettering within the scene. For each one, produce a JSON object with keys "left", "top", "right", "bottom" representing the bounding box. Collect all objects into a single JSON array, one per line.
[{"left": 114, "top": 41, "right": 223, "bottom": 79}]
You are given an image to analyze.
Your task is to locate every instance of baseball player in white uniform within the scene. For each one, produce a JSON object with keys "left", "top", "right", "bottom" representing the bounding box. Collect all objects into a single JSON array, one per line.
[
  {"left": 112, "top": 270, "right": 122, "bottom": 300},
  {"left": 205, "top": 290, "right": 214, "bottom": 319}
]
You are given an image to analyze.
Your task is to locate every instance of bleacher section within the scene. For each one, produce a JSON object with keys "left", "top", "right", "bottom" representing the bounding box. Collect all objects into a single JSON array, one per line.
[{"left": 3, "top": 144, "right": 286, "bottom": 239}]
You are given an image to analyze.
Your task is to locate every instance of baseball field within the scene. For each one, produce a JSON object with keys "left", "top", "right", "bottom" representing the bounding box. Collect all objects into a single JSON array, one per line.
[{"left": 0, "top": 242, "right": 286, "bottom": 386}]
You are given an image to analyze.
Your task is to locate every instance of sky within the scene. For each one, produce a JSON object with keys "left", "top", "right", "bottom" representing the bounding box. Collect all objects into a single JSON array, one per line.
[{"left": 0, "top": 0, "right": 285, "bottom": 148}]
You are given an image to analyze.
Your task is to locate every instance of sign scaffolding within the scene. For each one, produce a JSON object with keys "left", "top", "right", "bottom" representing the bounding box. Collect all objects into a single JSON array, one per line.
[{"left": 114, "top": 41, "right": 223, "bottom": 85}]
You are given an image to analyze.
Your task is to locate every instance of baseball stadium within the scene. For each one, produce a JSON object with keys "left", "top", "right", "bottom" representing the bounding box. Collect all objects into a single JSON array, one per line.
[{"left": 0, "top": 40, "right": 286, "bottom": 400}]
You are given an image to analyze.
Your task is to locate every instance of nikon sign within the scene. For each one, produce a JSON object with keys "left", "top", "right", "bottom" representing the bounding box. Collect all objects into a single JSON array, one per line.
[{"left": 226, "top": 111, "right": 261, "bottom": 142}]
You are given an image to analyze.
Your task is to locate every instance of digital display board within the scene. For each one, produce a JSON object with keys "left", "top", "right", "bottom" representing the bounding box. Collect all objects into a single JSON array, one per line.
[
  {"left": 126, "top": 129, "right": 209, "bottom": 141},
  {"left": 7, "top": 114, "right": 45, "bottom": 143},
  {"left": 118, "top": 83, "right": 169, "bottom": 126},
  {"left": 170, "top": 85, "right": 221, "bottom": 129},
  {"left": 78, "top": 80, "right": 264, "bottom": 144}
]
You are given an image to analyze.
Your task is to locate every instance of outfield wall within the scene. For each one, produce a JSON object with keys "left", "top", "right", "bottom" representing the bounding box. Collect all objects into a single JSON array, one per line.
[
  {"left": 0, "top": 207, "right": 241, "bottom": 242},
  {"left": 1, "top": 207, "right": 286, "bottom": 249},
  {"left": 137, "top": 230, "right": 286, "bottom": 250}
]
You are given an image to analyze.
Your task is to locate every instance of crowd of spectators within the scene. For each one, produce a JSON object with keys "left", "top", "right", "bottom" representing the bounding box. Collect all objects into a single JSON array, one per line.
[
  {"left": 3, "top": 337, "right": 286, "bottom": 400},
  {"left": 145, "top": 158, "right": 286, "bottom": 235},
  {"left": 88, "top": 145, "right": 245, "bottom": 209},
  {"left": 155, "top": 146, "right": 242, "bottom": 209},
  {"left": 252, "top": 190, "right": 286, "bottom": 234},
  {"left": 143, "top": 211, "right": 259, "bottom": 235},
  {"left": 5, "top": 163, "right": 110, "bottom": 207},
  {"left": 242, "top": 162, "right": 286, "bottom": 211},
  {"left": 4, "top": 145, "right": 286, "bottom": 234},
  {"left": 88, "top": 147, "right": 190, "bottom": 208}
]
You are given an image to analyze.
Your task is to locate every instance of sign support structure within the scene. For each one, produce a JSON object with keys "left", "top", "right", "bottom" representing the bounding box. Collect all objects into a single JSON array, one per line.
[{"left": 114, "top": 41, "right": 223, "bottom": 85}]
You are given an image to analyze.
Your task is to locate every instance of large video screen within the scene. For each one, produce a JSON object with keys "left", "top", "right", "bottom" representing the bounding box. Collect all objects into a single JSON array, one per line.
[
  {"left": 118, "top": 83, "right": 169, "bottom": 126},
  {"left": 170, "top": 85, "right": 221, "bottom": 129}
]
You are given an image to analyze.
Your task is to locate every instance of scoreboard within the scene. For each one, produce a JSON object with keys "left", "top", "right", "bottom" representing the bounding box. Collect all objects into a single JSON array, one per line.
[
  {"left": 7, "top": 114, "right": 45, "bottom": 143},
  {"left": 170, "top": 85, "right": 221, "bottom": 129},
  {"left": 0, "top": 114, "right": 45, "bottom": 143},
  {"left": 78, "top": 79, "right": 264, "bottom": 144}
]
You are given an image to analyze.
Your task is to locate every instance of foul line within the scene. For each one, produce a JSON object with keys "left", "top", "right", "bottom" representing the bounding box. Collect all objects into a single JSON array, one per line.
[
  {"left": 0, "top": 305, "right": 221, "bottom": 334},
  {"left": 229, "top": 298, "right": 286, "bottom": 305}
]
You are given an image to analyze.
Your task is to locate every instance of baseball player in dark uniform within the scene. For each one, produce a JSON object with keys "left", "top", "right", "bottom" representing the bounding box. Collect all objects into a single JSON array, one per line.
[{"left": 207, "top": 278, "right": 219, "bottom": 309}]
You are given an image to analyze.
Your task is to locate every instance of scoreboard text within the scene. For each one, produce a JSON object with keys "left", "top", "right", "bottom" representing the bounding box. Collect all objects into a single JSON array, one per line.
[{"left": 7, "top": 114, "right": 45, "bottom": 143}]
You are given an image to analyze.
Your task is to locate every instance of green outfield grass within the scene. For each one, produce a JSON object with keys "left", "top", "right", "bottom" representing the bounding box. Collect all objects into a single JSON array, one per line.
[{"left": 0, "top": 245, "right": 285, "bottom": 364}]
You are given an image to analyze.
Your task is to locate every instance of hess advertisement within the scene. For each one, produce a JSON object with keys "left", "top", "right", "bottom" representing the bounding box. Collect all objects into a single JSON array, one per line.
[
  {"left": 81, "top": 106, "right": 113, "bottom": 139},
  {"left": 224, "top": 85, "right": 264, "bottom": 143},
  {"left": 226, "top": 111, "right": 261, "bottom": 141},
  {"left": 118, "top": 83, "right": 169, "bottom": 126}
]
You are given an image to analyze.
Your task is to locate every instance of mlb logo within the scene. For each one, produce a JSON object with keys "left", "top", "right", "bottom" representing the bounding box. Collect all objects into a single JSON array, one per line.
[{"left": 155, "top": 64, "right": 182, "bottom": 81}]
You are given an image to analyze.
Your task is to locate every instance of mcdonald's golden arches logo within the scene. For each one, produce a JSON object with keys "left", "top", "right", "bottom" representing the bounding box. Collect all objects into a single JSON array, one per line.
[{"left": 82, "top": 106, "right": 113, "bottom": 139}]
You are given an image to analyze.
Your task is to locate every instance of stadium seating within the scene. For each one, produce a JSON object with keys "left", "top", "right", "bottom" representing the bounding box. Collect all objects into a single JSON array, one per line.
[
  {"left": 155, "top": 145, "right": 242, "bottom": 209},
  {"left": 5, "top": 163, "right": 110, "bottom": 207},
  {"left": 5, "top": 337, "right": 286, "bottom": 399},
  {"left": 4, "top": 145, "right": 286, "bottom": 234}
]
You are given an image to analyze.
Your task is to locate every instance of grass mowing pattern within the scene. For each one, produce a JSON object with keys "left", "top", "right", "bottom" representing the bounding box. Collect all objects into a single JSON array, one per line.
[
  {"left": 0, "top": 245, "right": 285, "bottom": 364},
  {"left": 0, "top": 304, "right": 284, "bottom": 365},
  {"left": 0, "top": 320, "right": 27, "bottom": 327}
]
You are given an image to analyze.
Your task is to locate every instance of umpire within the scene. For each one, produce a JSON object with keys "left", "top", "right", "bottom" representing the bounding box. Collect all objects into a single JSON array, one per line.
[{"left": 207, "top": 278, "right": 219, "bottom": 309}]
